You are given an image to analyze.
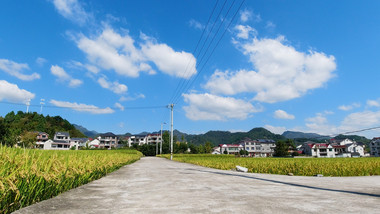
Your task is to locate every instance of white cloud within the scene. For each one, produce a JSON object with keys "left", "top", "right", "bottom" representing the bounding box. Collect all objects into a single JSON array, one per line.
[
  {"left": 266, "top": 21, "right": 276, "bottom": 29},
  {"left": 67, "top": 61, "right": 100, "bottom": 74},
  {"left": 114, "top": 102, "right": 124, "bottom": 111},
  {"left": 36, "top": 57, "right": 47, "bottom": 66},
  {"left": 189, "top": 19, "right": 204, "bottom": 30},
  {"left": 264, "top": 125, "right": 286, "bottom": 135},
  {"left": 97, "top": 77, "right": 127, "bottom": 94},
  {"left": 75, "top": 27, "right": 196, "bottom": 79},
  {"left": 205, "top": 36, "right": 336, "bottom": 103},
  {"left": 52, "top": 0, "right": 90, "bottom": 25},
  {"left": 304, "top": 112, "right": 338, "bottom": 136},
  {"left": 141, "top": 36, "right": 197, "bottom": 79},
  {"left": 183, "top": 93, "right": 261, "bottom": 121},
  {"left": 0, "top": 80, "right": 35, "bottom": 103},
  {"left": 50, "top": 65, "right": 83, "bottom": 87},
  {"left": 367, "top": 99, "right": 380, "bottom": 108},
  {"left": 50, "top": 99, "right": 114, "bottom": 114},
  {"left": 119, "top": 93, "right": 145, "bottom": 102},
  {"left": 76, "top": 28, "right": 149, "bottom": 78},
  {"left": 340, "top": 110, "right": 380, "bottom": 132},
  {"left": 235, "top": 25, "right": 257, "bottom": 39},
  {"left": 240, "top": 9, "right": 261, "bottom": 22},
  {"left": 0, "top": 59, "right": 40, "bottom": 81},
  {"left": 274, "top": 110, "right": 295, "bottom": 120},
  {"left": 338, "top": 103, "right": 360, "bottom": 111}
]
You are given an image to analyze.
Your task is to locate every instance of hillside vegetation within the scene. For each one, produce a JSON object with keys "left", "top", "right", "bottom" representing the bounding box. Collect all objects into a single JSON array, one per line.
[
  {"left": 185, "top": 128, "right": 285, "bottom": 145},
  {"left": 0, "top": 111, "right": 86, "bottom": 147}
]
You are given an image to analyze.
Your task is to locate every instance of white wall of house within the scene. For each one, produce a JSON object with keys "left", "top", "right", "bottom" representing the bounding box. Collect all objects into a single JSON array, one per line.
[{"left": 347, "top": 144, "right": 364, "bottom": 156}]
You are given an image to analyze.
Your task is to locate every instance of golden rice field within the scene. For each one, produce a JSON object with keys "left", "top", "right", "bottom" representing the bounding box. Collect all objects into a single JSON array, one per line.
[
  {"left": 161, "top": 154, "right": 380, "bottom": 177},
  {"left": 0, "top": 146, "right": 142, "bottom": 214}
]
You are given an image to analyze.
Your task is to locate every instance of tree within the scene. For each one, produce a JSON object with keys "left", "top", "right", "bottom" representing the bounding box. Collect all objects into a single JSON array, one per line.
[
  {"left": 188, "top": 144, "right": 198, "bottom": 154},
  {"left": 20, "top": 131, "right": 37, "bottom": 148},
  {"left": 274, "top": 140, "right": 290, "bottom": 157},
  {"left": 239, "top": 149, "right": 249, "bottom": 156},
  {"left": 204, "top": 141, "right": 213, "bottom": 153}
]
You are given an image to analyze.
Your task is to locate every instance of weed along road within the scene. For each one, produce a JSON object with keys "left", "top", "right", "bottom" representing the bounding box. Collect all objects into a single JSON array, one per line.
[{"left": 15, "top": 157, "right": 380, "bottom": 214}]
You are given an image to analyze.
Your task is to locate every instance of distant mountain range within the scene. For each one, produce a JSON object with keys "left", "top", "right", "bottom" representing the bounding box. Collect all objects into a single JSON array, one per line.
[
  {"left": 282, "top": 131, "right": 327, "bottom": 139},
  {"left": 74, "top": 123, "right": 370, "bottom": 146},
  {"left": 73, "top": 124, "right": 98, "bottom": 138}
]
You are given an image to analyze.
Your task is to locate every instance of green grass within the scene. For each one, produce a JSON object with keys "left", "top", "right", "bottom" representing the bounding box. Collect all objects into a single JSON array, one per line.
[
  {"left": 0, "top": 146, "right": 142, "bottom": 214},
  {"left": 160, "top": 154, "right": 380, "bottom": 177}
]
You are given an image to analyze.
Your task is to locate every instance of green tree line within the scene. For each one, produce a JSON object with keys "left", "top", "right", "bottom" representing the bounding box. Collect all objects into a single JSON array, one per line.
[{"left": 0, "top": 111, "right": 86, "bottom": 148}]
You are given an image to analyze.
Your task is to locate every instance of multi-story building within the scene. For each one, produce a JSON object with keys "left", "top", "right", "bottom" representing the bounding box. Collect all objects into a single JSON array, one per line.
[
  {"left": 42, "top": 132, "right": 71, "bottom": 150},
  {"left": 127, "top": 134, "right": 163, "bottom": 147},
  {"left": 129, "top": 135, "right": 147, "bottom": 147},
  {"left": 219, "top": 144, "right": 243, "bottom": 155},
  {"left": 304, "top": 143, "right": 335, "bottom": 158},
  {"left": 370, "top": 137, "right": 380, "bottom": 157},
  {"left": 146, "top": 134, "right": 162, "bottom": 145},
  {"left": 54, "top": 132, "right": 70, "bottom": 141},
  {"left": 239, "top": 138, "right": 276, "bottom": 157},
  {"left": 70, "top": 138, "right": 89, "bottom": 150},
  {"left": 99, "top": 132, "right": 118, "bottom": 149},
  {"left": 36, "top": 132, "right": 49, "bottom": 142}
]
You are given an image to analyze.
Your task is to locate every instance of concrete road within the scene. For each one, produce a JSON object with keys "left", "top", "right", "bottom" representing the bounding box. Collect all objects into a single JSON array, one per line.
[{"left": 15, "top": 157, "right": 380, "bottom": 214}]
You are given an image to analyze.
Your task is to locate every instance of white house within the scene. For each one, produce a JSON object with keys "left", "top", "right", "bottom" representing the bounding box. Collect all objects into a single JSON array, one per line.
[
  {"left": 88, "top": 139, "right": 100, "bottom": 148},
  {"left": 98, "top": 132, "right": 118, "bottom": 149},
  {"left": 346, "top": 143, "right": 364, "bottom": 157},
  {"left": 219, "top": 144, "right": 243, "bottom": 155},
  {"left": 212, "top": 146, "right": 221, "bottom": 154},
  {"left": 239, "top": 138, "right": 276, "bottom": 157},
  {"left": 70, "top": 138, "right": 89, "bottom": 150},
  {"left": 304, "top": 143, "right": 335, "bottom": 158}
]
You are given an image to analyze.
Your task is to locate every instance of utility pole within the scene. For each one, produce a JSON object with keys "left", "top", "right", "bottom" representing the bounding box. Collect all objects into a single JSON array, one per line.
[
  {"left": 160, "top": 122, "right": 166, "bottom": 155},
  {"left": 170, "top": 104, "right": 174, "bottom": 160},
  {"left": 40, "top": 99, "right": 45, "bottom": 114},
  {"left": 26, "top": 99, "right": 31, "bottom": 113},
  {"left": 156, "top": 134, "right": 158, "bottom": 156}
]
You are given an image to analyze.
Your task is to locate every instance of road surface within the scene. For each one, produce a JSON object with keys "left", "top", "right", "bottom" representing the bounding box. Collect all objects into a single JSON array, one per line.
[{"left": 15, "top": 157, "right": 380, "bottom": 213}]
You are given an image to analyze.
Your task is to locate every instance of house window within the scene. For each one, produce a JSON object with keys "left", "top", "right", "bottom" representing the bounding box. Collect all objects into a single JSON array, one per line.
[{"left": 246, "top": 147, "right": 249, "bottom": 150}]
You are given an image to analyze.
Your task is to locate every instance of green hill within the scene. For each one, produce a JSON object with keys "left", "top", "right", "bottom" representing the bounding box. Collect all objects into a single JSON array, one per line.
[
  {"left": 186, "top": 127, "right": 285, "bottom": 146},
  {"left": 0, "top": 111, "right": 86, "bottom": 147}
]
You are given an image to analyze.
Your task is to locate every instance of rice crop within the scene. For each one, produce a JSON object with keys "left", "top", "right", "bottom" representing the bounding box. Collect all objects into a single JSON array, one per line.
[
  {"left": 0, "top": 146, "right": 142, "bottom": 213},
  {"left": 160, "top": 154, "right": 380, "bottom": 177}
]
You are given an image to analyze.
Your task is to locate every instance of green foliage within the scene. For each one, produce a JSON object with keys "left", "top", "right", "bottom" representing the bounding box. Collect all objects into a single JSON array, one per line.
[
  {"left": 0, "top": 111, "right": 86, "bottom": 147},
  {"left": 239, "top": 149, "right": 249, "bottom": 156},
  {"left": 0, "top": 147, "right": 142, "bottom": 213},
  {"left": 162, "top": 154, "right": 380, "bottom": 177},
  {"left": 186, "top": 127, "right": 285, "bottom": 145},
  {"left": 274, "top": 139, "right": 292, "bottom": 157}
]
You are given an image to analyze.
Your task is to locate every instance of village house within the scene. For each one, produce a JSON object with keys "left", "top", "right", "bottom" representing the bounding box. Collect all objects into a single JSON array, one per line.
[
  {"left": 239, "top": 138, "right": 276, "bottom": 157},
  {"left": 304, "top": 143, "right": 335, "bottom": 158},
  {"left": 70, "top": 138, "right": 89, "bottom": 150},
  {"left": 127, "top": 134, "right": 163, "bottom": 147},
  {"left": 98, "top": 132, "right": 118, "bottom": 149},
  {"left": 218, "top": 144, "right": 244, "bottom": 155},
  {"left": 370, "top": 137, "right": 380, "bottom": 157}
]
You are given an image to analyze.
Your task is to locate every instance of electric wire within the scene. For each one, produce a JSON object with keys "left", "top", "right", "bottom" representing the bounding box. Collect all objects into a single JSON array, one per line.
[
  {"left": 168, "top": 0, "right": 220, "bottom": 104},
  {"left": 173, "top": 0, "right": 245, "bottom": 105},
  {"left": 0, "top": 100, "right": 167, "bottom": 111},
  {"left": 171, "top": 0, "right": 241, "bottom": 105}
]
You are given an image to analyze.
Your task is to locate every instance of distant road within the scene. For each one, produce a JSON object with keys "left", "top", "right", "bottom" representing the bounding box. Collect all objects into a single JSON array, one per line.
[{"left": 15, "top": 157, "right": 380, "bottom": 214}]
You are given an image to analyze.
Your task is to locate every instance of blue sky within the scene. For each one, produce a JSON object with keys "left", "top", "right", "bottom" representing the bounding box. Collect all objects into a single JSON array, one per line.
[{"left": 1, "top": 0, "right": 380, "bottom": 138}]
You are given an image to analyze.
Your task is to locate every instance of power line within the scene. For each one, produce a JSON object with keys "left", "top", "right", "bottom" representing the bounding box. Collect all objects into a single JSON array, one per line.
[
  {"left": 168, "top": 0, "right": 221, "bottom": 104},
  {"left": 168, "top": 0, "right": 225, "bottom": 105},
  {"left": 0, "top": 100, "right": 167, "bottom": 111},
  {"left": 173, "top": 0, "right": 245, "bottom": 105}
]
